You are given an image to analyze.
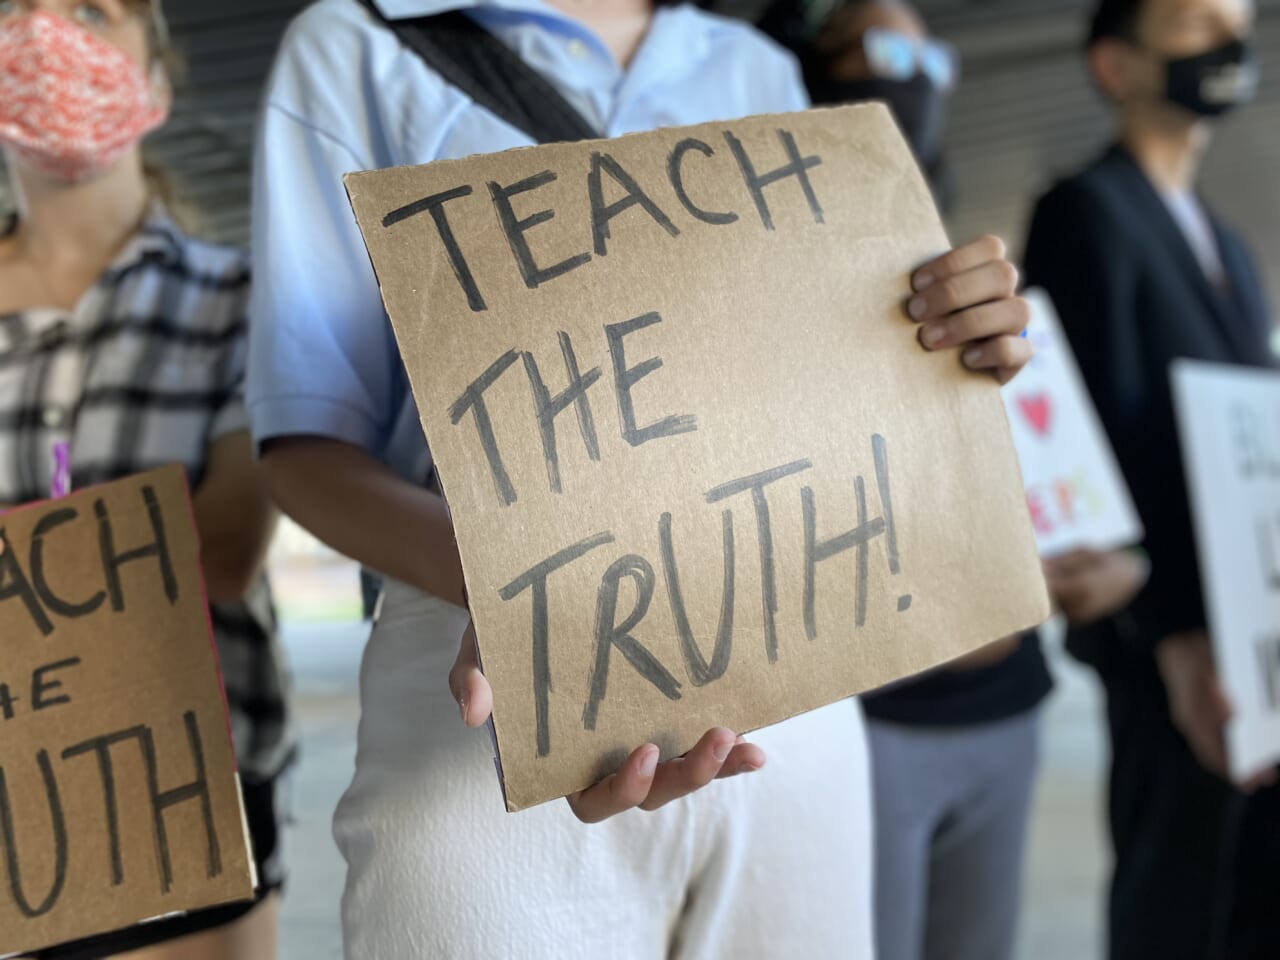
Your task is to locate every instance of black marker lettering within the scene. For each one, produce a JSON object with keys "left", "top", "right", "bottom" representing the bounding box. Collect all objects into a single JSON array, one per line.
[
  {"left": 1256, "top": 633, "right": 1280, "bottom": 711},
  {"left": 522, "top": 332, "right": 603, "bottom": 494},
  {"left": 583, "top": 554, "right": 681, "bottom": 732},
  {"left": 723, "top": 128, "right": 825, "bottom": 231},
  {"left": 1231, "top": 404, "right": 1259, "bottom": 479},
  {"left": 449, "top": 349, "right": 522, "bottom": 506},
  {"left": 606, "top": 312, "right": 697, "bottom": 447},
  {"left": 0, "top": 751, "right": 68, "bottom": 918},
  {"left": 659, "top": 510, "right": 735, "bottom": 686},
  {"left": 143, "top": 713, "right": 221, "bottom": 892},
  {"left": 488, "top": 171, "right": 591, "bottom": 289},
  {"left": 31, "top": 508, "right": 106, "bottom": 619},
  {"left": 63, "top": 727, "right": 138, "bottom": 887},
  {"left": 0, "top": 685, "right": 16, "bottom": 720},
  {"left": 667, "top": 138, "right": 738, "bottom": 225},
  {"left": 500, "top": 532, "right": 615, "bottom": 757},
  {"left": 873, "top": 434, "right": 912, "bottom": 612},
  {"left": 588, "top": 151, "right": 680, "bottom": 256},
  {"left": 707, "top": 459, "right": 813, "bottom": 662},
  {"left": 96, "top": 486, "right": 178, "bottom": 613},
  {"left": 0, "top": 529, "right": 53, "bottom": 637},
  {"left": 32, "top": 658, "right": 81, "bottom": 711},
  {"left": 802, "top": 483, "right": 887, "bottom": 638},
  {"left": 382, "top": 184, "right": 487, "bottom": 313}
]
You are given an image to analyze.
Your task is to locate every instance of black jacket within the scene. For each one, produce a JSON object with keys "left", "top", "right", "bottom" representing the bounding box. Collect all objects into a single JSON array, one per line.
[{"left": 1024, "top": 144, "right": 1274, "bottom": 651}]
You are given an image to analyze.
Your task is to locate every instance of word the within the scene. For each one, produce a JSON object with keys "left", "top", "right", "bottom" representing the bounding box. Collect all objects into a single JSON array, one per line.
[
  {"left": 0, "top": 659, "right": 81, "bottom": 722},
  {"left": 452, "top": 311, "right": 695, "bottom": 506}
]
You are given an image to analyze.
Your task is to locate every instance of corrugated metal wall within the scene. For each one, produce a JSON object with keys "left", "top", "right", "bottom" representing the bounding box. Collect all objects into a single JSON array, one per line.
[
  {"left": 146, "top": 0, "right": 310, "bottom": 241},
  {"left": 940, "top": 3, "right": 1280, "bottom": 309},
  {"left": 2, "top": 0, "right": 1277, "bottom": 310}
]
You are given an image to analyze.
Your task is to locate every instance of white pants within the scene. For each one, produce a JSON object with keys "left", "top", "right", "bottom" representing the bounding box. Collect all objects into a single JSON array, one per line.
[{"left": 333, "top": 581, "right": 875, "bottom": 959}]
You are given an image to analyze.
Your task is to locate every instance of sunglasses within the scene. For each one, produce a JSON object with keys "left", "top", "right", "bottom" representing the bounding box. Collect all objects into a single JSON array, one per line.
[{"left": 863, "top": 27, "right": 960, "bottom": 92}]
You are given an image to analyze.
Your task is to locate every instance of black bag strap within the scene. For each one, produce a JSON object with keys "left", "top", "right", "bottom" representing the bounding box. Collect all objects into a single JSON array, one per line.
[{"left": 357, "top": 0, "right": 600, "bottom": 145}]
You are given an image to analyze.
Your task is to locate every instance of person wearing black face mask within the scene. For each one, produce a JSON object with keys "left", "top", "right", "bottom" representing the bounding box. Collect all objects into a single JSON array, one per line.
[
  {"left": 1024, "top": 1, "right": 1279, "bottom": 958},
  {"left": 753, "top": 5, "right": 1133, "bottom": 960}
]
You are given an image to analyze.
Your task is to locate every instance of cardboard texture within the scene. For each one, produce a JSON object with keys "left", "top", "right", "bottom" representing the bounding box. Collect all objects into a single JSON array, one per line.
[
  {"left": 346, "top": 105, "right": 1050, "bottom": 811},
  {"left": 0, "top": 466, "right": 254, "bottom": 956},
  {"left": 1172, "top": 361, "right": 1280, "bottom": 781},
  {"left": 1002, "top": 289, "right": 1144, "bottom": 557}
]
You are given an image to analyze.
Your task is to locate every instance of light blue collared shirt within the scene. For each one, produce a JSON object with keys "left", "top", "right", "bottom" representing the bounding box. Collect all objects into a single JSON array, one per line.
[{"left": 247, "top": 0, "right": 807, "bottom": 482}]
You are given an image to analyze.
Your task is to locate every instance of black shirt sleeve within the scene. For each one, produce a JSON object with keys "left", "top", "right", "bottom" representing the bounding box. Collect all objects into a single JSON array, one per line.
[{"left": 1024, "top": 180, "right": 1206, "bottom": 646}]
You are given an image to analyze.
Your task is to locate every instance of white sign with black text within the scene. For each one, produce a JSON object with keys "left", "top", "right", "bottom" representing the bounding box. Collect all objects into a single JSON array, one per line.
[{"left": 1173, "top": 359, "right": 1280, "bottom": 781}]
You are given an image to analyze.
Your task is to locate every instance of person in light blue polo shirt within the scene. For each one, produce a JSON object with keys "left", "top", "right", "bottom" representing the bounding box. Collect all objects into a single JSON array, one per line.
[{"left": 247, "top": 0, "right": 1034, "bottom": 956}]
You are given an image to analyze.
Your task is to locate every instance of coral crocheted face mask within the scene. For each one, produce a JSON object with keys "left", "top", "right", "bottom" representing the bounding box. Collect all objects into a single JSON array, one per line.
[{"left": 0, "top": 11, "right": 168, "bottom": 182}]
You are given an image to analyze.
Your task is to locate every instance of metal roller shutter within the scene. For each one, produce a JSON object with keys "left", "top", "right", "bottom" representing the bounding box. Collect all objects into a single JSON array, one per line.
[{"left": 2, "top": 0, "right": 1277, "bottom": 313}]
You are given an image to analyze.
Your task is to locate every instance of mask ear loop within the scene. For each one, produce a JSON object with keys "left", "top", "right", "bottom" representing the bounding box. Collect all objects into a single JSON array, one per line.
[
  {"left": 149, "top": 2, "right": 170, "bottom": 51},
  {"left": 144, "top": 2, "right": 173, "bottom": 113}
]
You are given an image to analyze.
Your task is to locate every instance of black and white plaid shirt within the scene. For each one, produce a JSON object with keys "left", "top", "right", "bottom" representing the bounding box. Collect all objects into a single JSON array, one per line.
[{"left": 0, "top": 210, "right": 293, "bottom": 782}]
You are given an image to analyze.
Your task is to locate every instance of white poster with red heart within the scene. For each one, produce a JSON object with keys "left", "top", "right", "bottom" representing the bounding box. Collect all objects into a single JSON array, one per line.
[{"left": 1002, "top": 289, "right": 1144, "bottom": 558}]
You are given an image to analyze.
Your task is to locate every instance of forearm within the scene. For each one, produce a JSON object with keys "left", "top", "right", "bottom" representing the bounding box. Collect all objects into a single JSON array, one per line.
[
  {"left": 193, "top": 432, "right": 279, "bottom": 604},
  {"left": 261, "top": 437, "right": 466, "bottom": 608}
]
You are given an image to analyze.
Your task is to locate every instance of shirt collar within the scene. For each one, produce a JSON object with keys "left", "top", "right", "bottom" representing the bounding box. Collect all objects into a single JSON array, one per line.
[
  {"left": 375, "top": 0, "right": 548, "bottom": 18},
  {"left": 371, "top": 0, "right": 721, "bottom": 86},
  {"left": 112, "top": 204, "right": 186, "bottom": 273},
  {"left": 373, "top": 0, "right": 722, "bottom": 36}
]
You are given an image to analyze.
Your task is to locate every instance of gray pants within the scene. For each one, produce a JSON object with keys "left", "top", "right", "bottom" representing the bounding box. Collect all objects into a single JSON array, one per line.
[{"left": 868, "top": 710, "right": 1041, "bottom": 960}]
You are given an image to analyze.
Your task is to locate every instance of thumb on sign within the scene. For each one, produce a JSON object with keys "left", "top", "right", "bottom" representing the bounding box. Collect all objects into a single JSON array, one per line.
[{"left": 448, "top": 620, "right": 767, "bottom": 823}]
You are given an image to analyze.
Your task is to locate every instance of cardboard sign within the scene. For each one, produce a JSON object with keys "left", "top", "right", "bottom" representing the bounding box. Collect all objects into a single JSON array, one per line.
[
  {"left": 1002, "top": 289, "right": 1144, "bottom": 557},
  {"left": 346, "top": 105, "right": 1050, "bottom": 810},
  {"left": 0, "top": 466, "right": 254, "bottom": 956},
  {"left": 1173, "top": 360, "right": 1280, "bottom": 780}
]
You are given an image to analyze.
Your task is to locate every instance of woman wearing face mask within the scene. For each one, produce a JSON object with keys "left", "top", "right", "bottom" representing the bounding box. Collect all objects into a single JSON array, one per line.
[
  {"left": 756, "top": 4, "right": 1153, "bottom": 959},
  {"left": 1025, "top": 0, "right": 1279, "bottom": 957},
  {"left": 760, "top": 0, "right": 958, "bottom": 210},
  {"left": 0, "top": 3, "right": 291, "bottom": 959}
]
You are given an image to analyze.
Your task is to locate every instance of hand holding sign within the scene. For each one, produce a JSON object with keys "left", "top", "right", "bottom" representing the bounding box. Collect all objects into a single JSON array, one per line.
[
  {"left": 908, "top": 235, "right": 1032, "bottom": 385},
  {"left": 445, "top": 231, "right": 1033, "bottom": 821},
  {"left": 348, "top": 105, "right": 1050, "bottom": 810},
  {"left": 450, "top": 621, "right": 765, "bottom": 821},
  {"left": 1002, "top": 290, "right": 1143, "bottom": 558},
  {"left": 1043, "top": 549, "right": 1150, "bottom": 627}
]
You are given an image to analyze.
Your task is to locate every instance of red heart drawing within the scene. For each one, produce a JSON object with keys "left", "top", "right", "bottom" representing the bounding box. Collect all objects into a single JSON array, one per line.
[{"left": 1018, "top": 393, "right": 1052, "bottom": 437}]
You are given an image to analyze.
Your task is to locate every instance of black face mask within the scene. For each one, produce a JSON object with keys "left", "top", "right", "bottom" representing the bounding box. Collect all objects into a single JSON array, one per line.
[
  {"left": 1161, "top": 37, "right": 1260, "bottom": 117},
  {"left": 805, "top": 71, "right": 954, "bottom": 211}
]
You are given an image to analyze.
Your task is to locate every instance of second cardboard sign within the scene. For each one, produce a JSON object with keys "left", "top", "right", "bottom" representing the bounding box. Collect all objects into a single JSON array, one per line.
[{"left": 346, "top": 105, "right": 1050, "bottom": 811}]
